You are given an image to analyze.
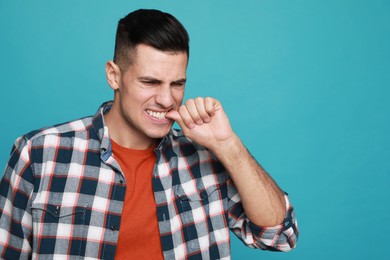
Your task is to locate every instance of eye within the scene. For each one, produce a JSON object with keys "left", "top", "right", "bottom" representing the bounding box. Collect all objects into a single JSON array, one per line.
[
  {"left": 140, "top": 80, "right": 160, "bottom": 87},
  {"left": 171, "top": 82, "right": 185, "bottom": 89},
  {"left": 142, "top": 81, "right": 157, "bottom": 85}
]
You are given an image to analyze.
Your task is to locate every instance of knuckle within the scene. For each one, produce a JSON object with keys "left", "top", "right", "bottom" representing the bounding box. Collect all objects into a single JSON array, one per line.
[
  {"left": 185, "top": 99, "right": 194, "bottom": 106},
  {"left": 195, "top": 97, "right": 203, "bottom": 103}
]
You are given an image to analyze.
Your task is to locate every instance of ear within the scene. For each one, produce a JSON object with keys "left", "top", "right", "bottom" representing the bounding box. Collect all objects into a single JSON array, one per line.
[{"left": 105, "top": 61, "right": 121, "bottom": 90}]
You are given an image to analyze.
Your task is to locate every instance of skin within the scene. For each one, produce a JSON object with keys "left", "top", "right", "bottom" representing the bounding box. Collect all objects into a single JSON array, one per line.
[
  {"left": 104, "top": 44, "right": 187, "bottom": 149},
  {"left": 105, "top": 44, "right": 286, "bottom": 226}
]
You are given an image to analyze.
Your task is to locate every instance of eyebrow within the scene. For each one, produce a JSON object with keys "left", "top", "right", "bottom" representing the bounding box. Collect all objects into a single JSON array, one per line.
[{"left": 138, "top": 76, "right": 186, "bottom": 85}]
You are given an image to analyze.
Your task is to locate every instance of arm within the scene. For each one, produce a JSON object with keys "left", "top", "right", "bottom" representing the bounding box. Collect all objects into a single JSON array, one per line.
[
  {"left": 166, "top": 97, "right": 298, "bottom": 250},
  {"left": 211, "top": 133, "right": 286, "bottom": 226},
  {"left": 167, "top": 97, "right": 285, "bottom": 225},
  {"left": 0, "top": 137, "right": 33, "bottom": 259}
]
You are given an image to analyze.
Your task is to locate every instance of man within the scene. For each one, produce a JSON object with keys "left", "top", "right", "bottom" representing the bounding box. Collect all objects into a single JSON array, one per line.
[{"left": 0, "top": 9, "right": 298, "bottom": 259}]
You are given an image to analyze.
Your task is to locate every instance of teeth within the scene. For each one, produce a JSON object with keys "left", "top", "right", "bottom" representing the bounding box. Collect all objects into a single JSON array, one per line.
[{"left": 146, "top": 110, "right": 167, "bottom": 119}]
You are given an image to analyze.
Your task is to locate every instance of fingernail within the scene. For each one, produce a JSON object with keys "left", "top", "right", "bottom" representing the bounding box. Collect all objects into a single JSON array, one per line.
[
  {"left": 196, "top": 120, "right": 203, "bottom": 125},
  {"left": 189, "top": 123, "right": 195, "bottom": 129}
]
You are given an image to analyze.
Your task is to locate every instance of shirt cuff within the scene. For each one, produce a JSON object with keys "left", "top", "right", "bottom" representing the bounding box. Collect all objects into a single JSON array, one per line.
[{"left": 248, "top": 194, "right": 299, "bottom": 251}]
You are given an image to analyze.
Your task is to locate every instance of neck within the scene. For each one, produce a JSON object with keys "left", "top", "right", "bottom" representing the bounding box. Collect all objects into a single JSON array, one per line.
[{"left": 104, "top": 105, "right": 157, "bottom": 150}]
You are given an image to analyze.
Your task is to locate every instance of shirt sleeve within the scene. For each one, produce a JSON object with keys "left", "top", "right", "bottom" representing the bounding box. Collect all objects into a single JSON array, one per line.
[
  {"left": 227, "top": 178, "right": 299, "bottom": 252},
  {"left": 0, "top": 137, "right": 34, "bottom": 259}
]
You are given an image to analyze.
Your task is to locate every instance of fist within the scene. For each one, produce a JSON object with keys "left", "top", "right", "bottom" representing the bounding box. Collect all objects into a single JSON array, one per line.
[{"left": 166, "top": 97, "right": 234, "bottom": 149}]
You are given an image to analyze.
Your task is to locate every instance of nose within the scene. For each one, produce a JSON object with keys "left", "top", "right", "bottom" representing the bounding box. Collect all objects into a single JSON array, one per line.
[{"left": 155, "top": 85, "right": 174, "bottom": 108}]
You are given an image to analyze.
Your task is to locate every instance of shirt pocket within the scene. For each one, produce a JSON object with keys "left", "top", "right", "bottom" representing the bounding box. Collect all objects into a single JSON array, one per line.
[
  {"left": 173, "top": 184, "right": 226, "bottom": 247},
  {"left": 174, "top": 184, "right": 221, "bottom": 218},
  {"left": 31, "top": 203, "right": 87, "bottom": 255},
  {"left": 175, "top": 185, "right": 219, "bottom": 202}
]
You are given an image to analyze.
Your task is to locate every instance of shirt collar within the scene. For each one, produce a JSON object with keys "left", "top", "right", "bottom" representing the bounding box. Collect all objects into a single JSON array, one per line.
[
  {"left": 92, "top": 101, "right": 113, "bottom": 158},
  {"left": 91, "top": 101, "right": 177, "bottom": 156}
]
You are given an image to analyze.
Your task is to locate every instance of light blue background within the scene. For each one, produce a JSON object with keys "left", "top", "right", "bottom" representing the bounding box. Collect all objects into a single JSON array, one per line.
[{"left": 1, "top": 1, "right": 389, "bottom": 259}]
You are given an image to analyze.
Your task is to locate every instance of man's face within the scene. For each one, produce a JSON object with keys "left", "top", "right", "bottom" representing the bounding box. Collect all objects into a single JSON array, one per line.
[{"left": 113, "top": 44, "right": 187, "bottom": 145}]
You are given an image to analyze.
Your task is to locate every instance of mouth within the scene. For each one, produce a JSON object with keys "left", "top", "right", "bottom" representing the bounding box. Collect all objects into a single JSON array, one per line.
[{"left": 145, "top": 109, "right": 169, "bottom": 120}]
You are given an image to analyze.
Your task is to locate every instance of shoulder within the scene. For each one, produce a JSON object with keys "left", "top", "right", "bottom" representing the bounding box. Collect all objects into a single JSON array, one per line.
[{"left": 15, "top": 115, "right": 94, "bottom": 149}]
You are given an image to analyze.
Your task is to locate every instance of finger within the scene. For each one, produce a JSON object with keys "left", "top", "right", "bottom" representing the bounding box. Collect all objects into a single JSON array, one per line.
[
  {"left": 205, "top": 97, "right": 217, "bottom": 115},
  {"left": 194, "top": 97, "right": 211, "bottom": 123},
  {"left": 179, "top": 105, "right": 196, "bottom": 129},
  {"left": 165, "top": 109, "right": 193, "bottom": 130},
  {"left": 165, "top": 110, "right": 181, "bottom": 123},
  {"left": 185, "top": 99, "right": 203, "bottom": 125}
]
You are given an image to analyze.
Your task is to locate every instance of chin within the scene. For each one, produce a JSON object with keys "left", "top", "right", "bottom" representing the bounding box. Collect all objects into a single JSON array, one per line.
[{"left": 145, "top": 127, "right": 171, "bottom": 139}]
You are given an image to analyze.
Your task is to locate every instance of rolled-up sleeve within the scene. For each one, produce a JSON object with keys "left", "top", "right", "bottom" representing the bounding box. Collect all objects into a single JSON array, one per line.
[
  {"left": 0, "top": 137, "right": 34, "bottom": 259},
  {"left": 228, "top": 179, "right": 299, "bottom": 252}
]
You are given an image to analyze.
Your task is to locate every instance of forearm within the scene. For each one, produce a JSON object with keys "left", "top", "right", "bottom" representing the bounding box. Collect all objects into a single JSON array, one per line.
[
  {"left": 210, "top": 134, "right": 286, "bottom": 226},
  {"left": 167, "top": 97, "right": 288, "bottom": 226}
]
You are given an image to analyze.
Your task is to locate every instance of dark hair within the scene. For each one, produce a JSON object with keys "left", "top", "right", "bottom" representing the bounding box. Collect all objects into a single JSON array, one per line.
[{"left": 113, "top": 9, "right": 190, "bottom": 71}]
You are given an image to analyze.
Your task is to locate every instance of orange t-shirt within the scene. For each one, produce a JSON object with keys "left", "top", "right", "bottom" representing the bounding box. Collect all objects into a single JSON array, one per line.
[{"left": 111, "top": 139, "right": 163, "bottom": 260}]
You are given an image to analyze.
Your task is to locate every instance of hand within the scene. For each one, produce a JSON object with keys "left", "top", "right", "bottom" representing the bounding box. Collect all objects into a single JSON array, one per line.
[
  {"left": 166, "top": 97, "right": 235, "bottom": 150},
  {"left": 168, "top": 98, "right": 287, "bottom": 227}
]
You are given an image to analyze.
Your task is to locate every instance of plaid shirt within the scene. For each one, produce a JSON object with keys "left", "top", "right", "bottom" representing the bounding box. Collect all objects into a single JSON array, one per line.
[{"left": 0, "top": 101, "right": 298, "bottom": 259}]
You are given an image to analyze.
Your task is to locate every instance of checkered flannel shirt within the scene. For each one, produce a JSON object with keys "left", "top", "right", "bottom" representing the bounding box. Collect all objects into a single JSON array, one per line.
[{"left": 0, "top": 101, "right": 298, "bottom": 259}]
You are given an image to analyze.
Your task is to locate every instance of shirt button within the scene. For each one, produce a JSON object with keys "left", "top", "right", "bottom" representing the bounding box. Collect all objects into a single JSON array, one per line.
[
  {"left": 119, "top": 180, "right": 124, "bottom": 185},
  {"left": 110, "top": 225, "right": 117, "bottom": 231},
  {"left": 54, "top": 205, "right": 60, "bottom": 214}
]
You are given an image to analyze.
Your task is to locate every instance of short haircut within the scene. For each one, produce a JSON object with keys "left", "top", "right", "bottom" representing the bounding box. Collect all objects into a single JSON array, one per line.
[{"left": 113, "top": 9, "right": 190, "bottom": 71}]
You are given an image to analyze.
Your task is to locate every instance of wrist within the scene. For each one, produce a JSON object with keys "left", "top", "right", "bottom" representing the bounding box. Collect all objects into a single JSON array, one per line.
[{"left": 209, "top": 134, "right": 244, "bottom": 164}]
